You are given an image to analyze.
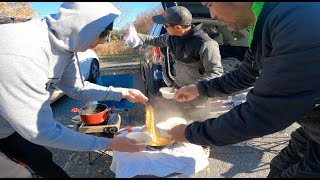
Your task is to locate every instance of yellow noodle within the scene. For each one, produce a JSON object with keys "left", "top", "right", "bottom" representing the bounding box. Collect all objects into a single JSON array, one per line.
[{"left": 145, "top": 105, "right": 173, "bottom": 146}]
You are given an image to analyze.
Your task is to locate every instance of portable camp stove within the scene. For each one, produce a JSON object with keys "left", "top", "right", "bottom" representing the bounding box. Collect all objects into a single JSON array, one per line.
[{"left": 77, "top": 111, "right": 121, "bottom": 138}]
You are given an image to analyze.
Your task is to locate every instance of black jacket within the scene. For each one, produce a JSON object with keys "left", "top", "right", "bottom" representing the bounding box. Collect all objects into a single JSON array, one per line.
[
  {"left": 166, "top": 22, "right": 212, "bottom": 64},
  {"left": 186, "top": 2, "right": 320, "bottom": 145},
  {"left": 137, "top": 23, "right": 223, "bottom": 87}
]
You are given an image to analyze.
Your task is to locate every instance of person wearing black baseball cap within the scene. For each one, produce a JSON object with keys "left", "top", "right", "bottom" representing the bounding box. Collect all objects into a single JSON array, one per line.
[
  {"left": 152, "top": 6, "right": 193, "bottom": 26},
  {"left": 136, "top": 6, "right": 223, "bottom": 122}
]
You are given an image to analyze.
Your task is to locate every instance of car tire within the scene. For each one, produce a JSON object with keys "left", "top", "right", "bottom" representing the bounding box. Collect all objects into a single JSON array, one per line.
[
  {"left": 141, "top": 62, "right": 156, "bottom": 96},
  {"left": 87, "top": 59, "right": 100, "bottom": 83}
]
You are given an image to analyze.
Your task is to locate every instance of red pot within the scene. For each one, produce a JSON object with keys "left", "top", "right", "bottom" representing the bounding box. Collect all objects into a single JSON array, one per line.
[{"left": 78, "top": 104, "right": 113, "bottom": 125}]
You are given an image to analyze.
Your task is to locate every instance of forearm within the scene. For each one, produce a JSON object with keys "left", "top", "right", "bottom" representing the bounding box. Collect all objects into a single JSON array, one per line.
[
  {"left": 198, "top": 50, "right": 259, "bottom": 97},
  {"left": 185, "top": 89, "right": 309, "bottom": 146},
  {"left": 58, "top": 57, "right": 122, "bottom": 101},
  {"left": 59, "top": 80, "right": 122, "bottom": 101},
  {"left": 137, "top": 33, "right": 168, "bottom": 47}
]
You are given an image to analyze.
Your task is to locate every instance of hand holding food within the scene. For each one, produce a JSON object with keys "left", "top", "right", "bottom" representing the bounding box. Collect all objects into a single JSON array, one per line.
[
  {"left": 167, "top": 124, "right": 188, "bottom": 142},
  {"left": 122, "top": 88, "right": 148, "bottom": 104},
  {"left": 125, "top": 132, "right": 152, "bottom": 145},
  {"left": 174, "top": 84, "right": 200, "bottom": 102},
  {"left": 156, "top": 117, "right": 187, "bottom": 138},
  {"left": 107, "top": 136, "right": 146, "bottom": 152}
]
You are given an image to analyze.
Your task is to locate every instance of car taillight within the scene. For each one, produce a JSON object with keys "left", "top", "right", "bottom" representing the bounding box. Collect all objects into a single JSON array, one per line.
[
  {"left": 152, "top": 47, "right": 161, "bottom": 57},
  {"left": 152, "top": 47, "right": 161, "bottom": 64}
]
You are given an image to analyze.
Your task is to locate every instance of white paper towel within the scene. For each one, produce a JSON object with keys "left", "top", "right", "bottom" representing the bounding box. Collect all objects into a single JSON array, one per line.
[{"left": 110, "top": 127, "right": 209, "bottom": 178}]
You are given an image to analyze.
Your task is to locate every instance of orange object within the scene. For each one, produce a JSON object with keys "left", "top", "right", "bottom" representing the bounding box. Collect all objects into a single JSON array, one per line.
[{"left": 78, "top": 104, "right": 113, "bottom": 125}]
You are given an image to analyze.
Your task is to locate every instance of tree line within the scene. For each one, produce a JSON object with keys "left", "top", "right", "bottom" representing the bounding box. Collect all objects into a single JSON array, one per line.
[{"left": 0, "top": 2, "right": 163, "bottom": 55}]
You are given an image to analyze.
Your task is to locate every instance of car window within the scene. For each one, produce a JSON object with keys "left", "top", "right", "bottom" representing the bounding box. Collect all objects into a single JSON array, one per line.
[
  {"left": 152, "top": 24, "right": 163, "bottom": 36},
  {"left": 148, "top": 24, "right": 157, "bottom": 35}
]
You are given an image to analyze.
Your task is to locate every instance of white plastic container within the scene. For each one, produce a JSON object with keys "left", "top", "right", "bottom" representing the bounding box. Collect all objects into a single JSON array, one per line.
[
  {"left": 125, "top": 132, "right": 152, "bottom": 145},
  {"left": 156, "top": 117, "right": 187, "bottom": 138},
  {"left": 159, "top": 87, "right": 177, "bottom": 99}
]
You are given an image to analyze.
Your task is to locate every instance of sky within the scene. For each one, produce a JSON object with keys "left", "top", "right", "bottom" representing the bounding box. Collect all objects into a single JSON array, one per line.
[{"left": 30, "top": 2, "right": 161, "bottom": 30}]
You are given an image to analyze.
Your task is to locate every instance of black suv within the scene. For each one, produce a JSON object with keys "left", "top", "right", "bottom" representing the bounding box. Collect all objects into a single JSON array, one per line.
[{"left": 139, "top": 2, "right": 249, "bottom": 96}]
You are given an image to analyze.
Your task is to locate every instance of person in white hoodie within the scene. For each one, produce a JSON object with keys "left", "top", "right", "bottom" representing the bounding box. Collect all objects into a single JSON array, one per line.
[{"left": 0, "top": 2, "right": 148, "bottom": 178}]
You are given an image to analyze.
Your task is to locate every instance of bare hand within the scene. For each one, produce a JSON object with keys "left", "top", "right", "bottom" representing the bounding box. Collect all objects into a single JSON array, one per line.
[
  {"left": 174, "top": 84, "right": 200, "bottom": 102},
  {"left": 122, "top": 88, "right": 148, "bottom": 104},
  {"left": 167, "top": 124, "right": 188, "bottom": 142},
  {"left": 107, "top": 136, "right": 146, "bottom": 152}
]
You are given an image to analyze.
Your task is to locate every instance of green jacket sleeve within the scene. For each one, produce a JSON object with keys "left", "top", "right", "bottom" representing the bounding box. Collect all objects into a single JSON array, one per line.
[{"left": 198, "top": 49, "right": 259, "bottom": 97}]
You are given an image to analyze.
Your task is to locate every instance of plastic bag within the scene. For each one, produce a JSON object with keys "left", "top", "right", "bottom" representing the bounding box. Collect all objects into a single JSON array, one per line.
[{"left": 124, "top": 24, "right": 143, "bottom": 49}]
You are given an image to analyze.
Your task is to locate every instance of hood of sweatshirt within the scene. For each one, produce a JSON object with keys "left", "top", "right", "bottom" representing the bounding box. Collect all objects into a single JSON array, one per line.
[
  {"left": 44, "top": 2, "right": 121, "bottom": 53},
  {"left": 181, "top": 22, "right": 204, "bottom": 39}
]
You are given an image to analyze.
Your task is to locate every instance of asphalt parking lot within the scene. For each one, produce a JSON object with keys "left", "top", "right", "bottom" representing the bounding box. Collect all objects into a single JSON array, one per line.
[{"left": 49, "top": 65, "right": 300, "bottom": 178}]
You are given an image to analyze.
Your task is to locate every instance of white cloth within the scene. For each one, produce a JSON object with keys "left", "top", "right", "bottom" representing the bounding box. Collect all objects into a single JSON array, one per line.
[{"left": 110, "top": 127, "right": 209, "bottom": 178}]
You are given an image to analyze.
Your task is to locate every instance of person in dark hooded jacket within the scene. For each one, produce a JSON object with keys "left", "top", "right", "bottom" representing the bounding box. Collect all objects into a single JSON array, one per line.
[
  {"left": 169, "top": 2, "right": 320, "bottom": 178},
  {"left": 135, "top": 6, "right": 223, "bottom": 121}
]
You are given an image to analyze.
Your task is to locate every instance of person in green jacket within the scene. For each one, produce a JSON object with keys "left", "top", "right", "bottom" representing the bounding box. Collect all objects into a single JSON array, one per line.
[{"left": 169, "top": 2, "right": 320, "bottom": 178}]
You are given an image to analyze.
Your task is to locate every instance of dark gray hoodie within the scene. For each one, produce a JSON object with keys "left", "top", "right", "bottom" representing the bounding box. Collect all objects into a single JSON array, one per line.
[
  {"left": 0, "top": 2, "right": 122, "bottom": 151},
  {"left": 137, "top": 23, "right": 223, "bottom": 88}
]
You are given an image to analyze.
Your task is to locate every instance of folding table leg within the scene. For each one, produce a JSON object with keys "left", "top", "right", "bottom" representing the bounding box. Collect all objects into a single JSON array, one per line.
[{"left": 88, "top": 150, "right": 112, "bottom": 165}]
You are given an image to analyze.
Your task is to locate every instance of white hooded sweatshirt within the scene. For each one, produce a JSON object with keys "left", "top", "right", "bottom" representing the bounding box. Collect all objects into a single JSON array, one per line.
[{"left": 0, "top": 2, "right": 122, "bottom": 151}]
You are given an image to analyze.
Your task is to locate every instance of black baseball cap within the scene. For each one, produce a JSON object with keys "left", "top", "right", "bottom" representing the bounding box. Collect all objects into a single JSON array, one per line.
[{"left": 152, "top": 6, "right": 192, "bottom": 26}]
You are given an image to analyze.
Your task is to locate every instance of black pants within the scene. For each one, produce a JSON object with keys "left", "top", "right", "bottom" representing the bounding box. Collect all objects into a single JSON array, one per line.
[
  {"left": 0, "top": 132, "right": 70, "bottom": 178},
  {"left": 267, "top": 126, "right": 320, "bottom": 178}
]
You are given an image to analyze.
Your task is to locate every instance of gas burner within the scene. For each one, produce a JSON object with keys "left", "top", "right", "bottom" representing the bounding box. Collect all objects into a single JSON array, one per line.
[
  {"left": 78, "top": 112, "right": 121, "bottom": 137},
  {"left": 83, "top": 120, "right": 108, "bottom": 126}
]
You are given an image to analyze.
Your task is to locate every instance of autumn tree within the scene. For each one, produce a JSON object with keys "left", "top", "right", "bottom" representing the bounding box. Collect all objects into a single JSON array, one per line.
[
  {"left": 0, "top": 2, "right": 38, "bottom": 19},
  {"left": 93, "top": 4, "right": 164, "bottom": 56},
  {"left": 133, "top": 6, "right": 164, "bottom": 34}
]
